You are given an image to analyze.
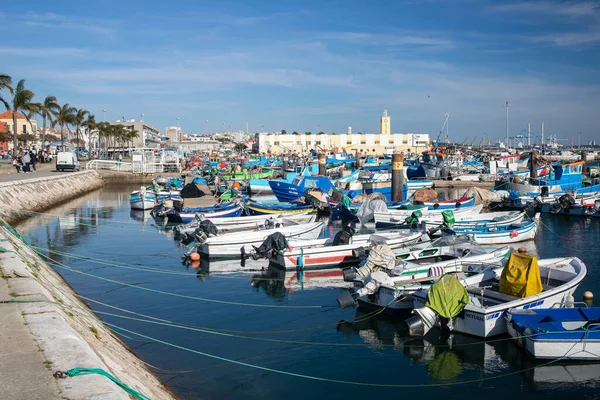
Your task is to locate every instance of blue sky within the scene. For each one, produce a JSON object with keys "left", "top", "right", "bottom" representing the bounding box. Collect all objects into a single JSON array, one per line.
[{"left": 1, "top": 0, "right": 599, "bottom": 144}]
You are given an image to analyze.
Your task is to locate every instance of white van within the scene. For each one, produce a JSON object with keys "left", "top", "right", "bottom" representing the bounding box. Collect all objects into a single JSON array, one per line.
[{"left": 56, "top": 151, "right": 81, "bottom": 172}]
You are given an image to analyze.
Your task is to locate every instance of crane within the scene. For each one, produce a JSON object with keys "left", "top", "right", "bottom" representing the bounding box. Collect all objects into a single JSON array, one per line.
[
  {"left": 436, "top": 113, "right": 450, "bottom": 144},
  {"left": 470, "top": 136, "right": 477, "bottom": 147},
  {"left": 460, "top": 136, "right": 468, "bottom": 147},
  {"left": 479, "top": 138, "right": 484, "bottom": 149}
]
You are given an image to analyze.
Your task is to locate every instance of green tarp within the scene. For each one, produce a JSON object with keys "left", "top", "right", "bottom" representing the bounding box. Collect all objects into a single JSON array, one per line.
[{"left": 425, "top": 274, "right": 469, "bottom": 319}]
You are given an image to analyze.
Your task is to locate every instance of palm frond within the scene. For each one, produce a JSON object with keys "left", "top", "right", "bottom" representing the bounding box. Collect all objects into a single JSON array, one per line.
[{"left": 0, "top": 73, "right": 13, "bottom": 94}]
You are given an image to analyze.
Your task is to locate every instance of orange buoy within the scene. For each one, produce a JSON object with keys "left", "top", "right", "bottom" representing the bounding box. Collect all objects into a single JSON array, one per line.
[
  {"left": 517, "top": 247, "right": 527, "bottom": 253},
  {"left": 190, "top": 253, "right": 200, "bottom": 261},
  {"left": 190, "top": 260, "right": 200, "bottom": 269}
]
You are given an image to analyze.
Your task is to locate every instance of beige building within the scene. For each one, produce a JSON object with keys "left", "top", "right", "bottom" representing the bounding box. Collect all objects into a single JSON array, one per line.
[
  {"left": 257, "top": 132, "right": 430, "bottom": 155},
  {"left": 110, "top": 120, "right": 163, "bottom": 148},
  {"left": 0, "top": 110, "right": 38, "bottom": 136}
]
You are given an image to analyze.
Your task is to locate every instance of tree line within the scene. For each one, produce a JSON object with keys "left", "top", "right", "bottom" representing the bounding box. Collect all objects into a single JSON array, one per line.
[{"left": 0, "top": 73, "right": 139, "bottom": 154}]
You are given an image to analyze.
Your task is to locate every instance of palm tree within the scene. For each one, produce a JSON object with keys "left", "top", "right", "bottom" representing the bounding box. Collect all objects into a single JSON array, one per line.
[
  {"left": 55, "top": 103, "right": 76, "bottom": 151},
  {"left": 127, "top": 128, "right": 139, "bottom": 152},
  {"left": 96, "top": 121, "right": 110, "bottom": 158},
  {"left": 81, "top": 114, "right": 96, "bottom": 152},
  {"left": 6, "top": 79, "right": 37, "bottom": 152},
  {"left": 73, "top": 108, "right": 88, "bottom": 153},
  {"left": 37, "top": 95, "right": 60, "bottom": 150},
  {"left": 0, "top": 73, "right": 13, "bottom": 110}
]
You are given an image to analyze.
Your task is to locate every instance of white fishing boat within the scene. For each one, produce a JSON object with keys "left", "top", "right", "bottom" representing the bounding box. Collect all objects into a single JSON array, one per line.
[
  {"left": 267, "top": 231, "right": 423, "bottom": 270},
  {"left": 196, "top": 221, "right": 325, "bottom": 259},
  {"left": 374, "top": 204, "right": 484, "bottom": 224},
  {"left": 409, "top": 255, "right": 587, "bottom": 338},
  {"left": 130, "top": 187, "right": 156, "bottom": 210},
  {"left": 453, "top": 214, "right": 539, "bottom": 245},
  {"left": 380, "top": 210, "right": 526, "bottom": 230},
  {"left": 341, "top": 236, "right": 510, "bottom": 312},
  {"left": 174, "top": 213, "right": 316, "bottom": 235}
]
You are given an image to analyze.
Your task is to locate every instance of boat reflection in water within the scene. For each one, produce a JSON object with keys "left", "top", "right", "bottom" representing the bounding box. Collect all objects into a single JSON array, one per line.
[
  {"left": 129, "top": 209, "right": 153, "bottom": 223},
  {"left": 187, "top": 258, "right": 349, "bottom": 295},
  {"left": 337, "top": 310, "right": 600, "bottom": 390},
  {"left": 250, "top": 263, "right": 347, "bottom": 294}
]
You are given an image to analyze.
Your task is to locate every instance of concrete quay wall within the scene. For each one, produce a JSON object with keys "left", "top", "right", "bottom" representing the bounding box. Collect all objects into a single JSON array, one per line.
[
  {"left": 0, "top": 171, "right": 106, "bottom": 225},
  {"left": 0, "top": 222, "right": 176, "bottom": 399},
  {"left": 0, "top": 172, "right": 178, "bottom": 399}
]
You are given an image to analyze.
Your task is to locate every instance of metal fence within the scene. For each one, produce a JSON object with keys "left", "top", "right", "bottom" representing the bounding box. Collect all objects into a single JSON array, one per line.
[{"left": 86, "top": 160, "right": 180, "bottom": 174}]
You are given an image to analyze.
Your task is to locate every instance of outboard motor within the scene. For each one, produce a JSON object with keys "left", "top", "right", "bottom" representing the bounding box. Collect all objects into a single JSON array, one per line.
[
  {"left": 540, "top": 186, "right": 549, "bottom": 198},
  {"left": 245, "top": 232, "right": 289, "bottom": 261},
  {"left": 552, "top": 193, "right": 575, "bottom": 214},
  {"left": 332, "top": 226, "right": 356, "bottom": 246},
  {"left": 585, "top": 200, "right": 600, "bottom": 217}
]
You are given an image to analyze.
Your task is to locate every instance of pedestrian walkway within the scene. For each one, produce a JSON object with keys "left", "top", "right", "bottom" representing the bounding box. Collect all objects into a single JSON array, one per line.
[
  {"left": 0, "top": 279, "right": 62, "bottom": 399},
  {"left": 0, "top": 163, "right": 77, "bottom": 183}
]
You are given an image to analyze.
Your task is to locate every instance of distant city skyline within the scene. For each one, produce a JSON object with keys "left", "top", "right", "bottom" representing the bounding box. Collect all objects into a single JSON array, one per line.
[{"left": 1, "top": 0, "right": 599, "bottom": 144}]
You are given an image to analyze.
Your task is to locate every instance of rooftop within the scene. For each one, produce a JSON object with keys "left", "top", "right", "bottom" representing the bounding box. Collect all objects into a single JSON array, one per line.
[{"left": 0, "top": 110, "right": 27, "bottom": 120}]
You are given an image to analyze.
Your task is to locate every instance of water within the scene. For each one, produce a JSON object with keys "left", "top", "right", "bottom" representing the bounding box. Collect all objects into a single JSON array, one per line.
[{"left": 16, "top": 185, "right": 600, "bottom": 399}]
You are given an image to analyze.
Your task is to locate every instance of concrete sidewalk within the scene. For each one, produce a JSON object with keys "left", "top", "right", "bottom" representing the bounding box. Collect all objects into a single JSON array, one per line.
[
  {"left": 0, "top": 162, "right": 79, "bottom": 183},
  {"left": 0, "top": 279, "right": 62, "bottom": 399}
]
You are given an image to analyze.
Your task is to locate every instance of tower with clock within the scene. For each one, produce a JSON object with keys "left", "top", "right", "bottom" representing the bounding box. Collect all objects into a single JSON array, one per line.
[{"left": 380, "top": 109, "right": 391, "bottom": 135}]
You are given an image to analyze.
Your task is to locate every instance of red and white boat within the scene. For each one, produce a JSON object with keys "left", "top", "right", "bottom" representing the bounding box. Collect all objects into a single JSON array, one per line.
[{"left": 269, "top": 231, "right": 423, "bottom": 270}]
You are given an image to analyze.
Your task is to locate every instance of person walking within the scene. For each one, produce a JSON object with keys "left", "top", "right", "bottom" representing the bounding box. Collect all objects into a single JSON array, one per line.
[
  {"left": 22, "top": 151, "right": 31, "bottom": 173},
  {"left": 30, "top": 149, "right": 37, "bottom": 172}
]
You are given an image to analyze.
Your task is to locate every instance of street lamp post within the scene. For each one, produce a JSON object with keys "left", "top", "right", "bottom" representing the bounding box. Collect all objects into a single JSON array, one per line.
[
  {"left": 141, "top": 113, "right": 144, "bottom": 122},
  {"left": 176, "top": 118, "right": 180, "bottom": 143},
  {"left": 505, "top": 101, "right": 511, "bottom": 149}
]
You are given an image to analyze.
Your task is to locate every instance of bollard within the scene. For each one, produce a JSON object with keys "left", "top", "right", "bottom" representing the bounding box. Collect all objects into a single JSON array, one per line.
[
  {"left": 529, "top": 151, "right": 538, "bottom": 179},
  {"left": 392, "top": 152, "right": 404, "bottom": 201},
  {"left": 355, "top": 149, "right": 360, "bottom": 169},
  {"left": 318, "top": 153, "right": 327, "bottom": 176},
  {"left": 582, "top": 150, "right": 587, "bottom": 174}
]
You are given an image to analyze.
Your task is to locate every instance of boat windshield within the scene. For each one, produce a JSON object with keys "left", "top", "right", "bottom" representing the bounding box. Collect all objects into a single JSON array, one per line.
[
  {"left": 292, "top": 176, "right": 302, "bottom": 185},
  {"left": 428, "top": 235, "right": 487, "bottom": 255}
]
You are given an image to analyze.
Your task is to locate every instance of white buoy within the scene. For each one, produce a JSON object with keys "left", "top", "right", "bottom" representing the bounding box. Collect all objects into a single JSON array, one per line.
[
  {"left": 583, "top": 291, "right": 594, "bottom": 300},
  {"left": 565, "top": 294, "right": 575, "bottom": 308}
]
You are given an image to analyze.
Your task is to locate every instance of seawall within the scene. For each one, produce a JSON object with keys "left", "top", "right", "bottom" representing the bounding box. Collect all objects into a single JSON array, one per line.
[
  {"left": 0, "top": 170, "right": 106, "bottom": 225},
  {"left": 0, "top": 171, "right": 178, "bottom": 399},
  {"left": 0, "top": 221, "right": 176, "bottom": 399}
]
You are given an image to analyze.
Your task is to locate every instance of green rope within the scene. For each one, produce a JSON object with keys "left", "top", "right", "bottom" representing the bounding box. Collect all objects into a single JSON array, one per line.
[{"left": 59, "top": 367, "right": 151, "bottom": 400}]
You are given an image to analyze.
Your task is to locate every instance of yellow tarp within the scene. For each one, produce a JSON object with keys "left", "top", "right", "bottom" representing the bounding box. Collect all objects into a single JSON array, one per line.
[{"left": 499, "top": 252, "right": 542, "bottom": 298}]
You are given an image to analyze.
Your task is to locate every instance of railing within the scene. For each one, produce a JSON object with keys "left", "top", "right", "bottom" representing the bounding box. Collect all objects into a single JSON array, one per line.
[
  {"left": 86, "top": 160, "right": 133, "bottom": 172},
  {"left": 86, "top": 160, "right": 181, "bottom": 174}
]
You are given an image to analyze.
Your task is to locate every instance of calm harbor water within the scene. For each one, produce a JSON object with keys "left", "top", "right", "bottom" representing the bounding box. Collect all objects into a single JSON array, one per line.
[{"left": 16, "top": 185, "right": 600, "bottom": 399}]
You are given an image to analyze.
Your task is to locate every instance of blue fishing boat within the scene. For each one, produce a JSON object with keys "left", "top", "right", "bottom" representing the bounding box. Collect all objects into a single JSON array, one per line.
[
  {"left": 498, "top": 161, "right": 600, "bottom": 195},
  {"left": 249, "top": 166, "right": 314, "bottom": 194},
  {"left": 269, "top": 175, "right": 336, "bottom": 203},
  {"left": 179, "top": 202, "right": 239, "bottom": 214},
  {"left": 167, "top": 205, "right": 244, "bottom": 223},
  {"left": 506, "top": 307, "right": 600, "bottom": 360},
  {"left": 246, "top": 200, "right": 314, "bottom": 216}
]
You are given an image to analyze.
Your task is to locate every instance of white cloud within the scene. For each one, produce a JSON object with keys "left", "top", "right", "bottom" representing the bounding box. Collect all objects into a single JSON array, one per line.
[{"left": 489, "top": 1, "right": 599, "bottom": 20}]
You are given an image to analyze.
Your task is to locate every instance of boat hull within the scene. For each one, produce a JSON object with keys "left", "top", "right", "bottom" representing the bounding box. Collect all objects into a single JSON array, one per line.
[
  {"left": 412, "top": 257, "right": 587, "bottom": 338},
  {"left": 198, "top": 222, "right": 325, "bottom": 259},
  {"left": 271, "top": 231, "right": 422, "bottom": 270}
]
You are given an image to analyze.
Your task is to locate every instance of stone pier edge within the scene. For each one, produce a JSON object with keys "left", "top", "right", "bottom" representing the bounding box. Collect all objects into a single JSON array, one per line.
[{"left": 0, "top": 171, "right": 178, "bottom": 399}]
